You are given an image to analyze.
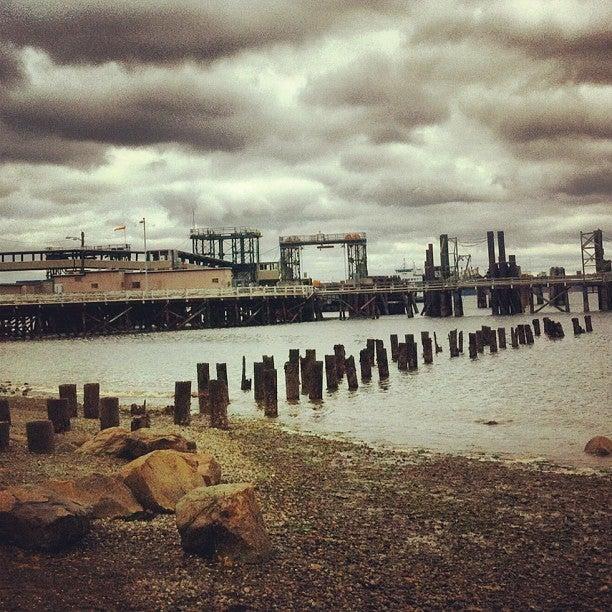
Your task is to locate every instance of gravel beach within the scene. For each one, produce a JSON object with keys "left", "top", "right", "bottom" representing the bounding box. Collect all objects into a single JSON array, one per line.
[{"left": 1, "top": 395, "right": 610, "bottom": 611}]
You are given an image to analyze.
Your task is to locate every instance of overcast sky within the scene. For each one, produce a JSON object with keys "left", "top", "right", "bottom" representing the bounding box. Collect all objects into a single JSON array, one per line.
[{"left": 0, "top": 0, "right": 610, "bottom": 279}]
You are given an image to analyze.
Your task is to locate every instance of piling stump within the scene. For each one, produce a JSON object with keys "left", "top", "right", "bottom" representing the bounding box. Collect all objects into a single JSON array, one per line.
[
  {"left": 475, "top": 330, "right": 484, "bottom": 354},
  {"left": 308, "top": 361, "right": 324, "bottom": 401},
  {"left": 525, "top": 325, "right": 535, "bottom": 344},
  {"left": 345, "top": 356, "right": 359, "bottom": 390},
  {"left": 324, "top": 355, "right": 338, "bottom": 391},
  {"left": 378, "top": 348, "right": 390, "bottom": 380},
  {"left": 397, "top": 343, "right": 408, "bottom": 370},
  {"left": 517, "top": 325, "right": 527, "bottom": 345},
  {"left": 359, "top": 349, "right": 372, "bottom": 382},
  {"left": 284, "top": 361, "right": 300, "bottom": 401},
  {"left": 585, "top": 315, "right": 593, "bottom": 332},
  {"left": 83, "top": 383, "right": 100, "bottom": 419},
  {"left": 0, "top": 421, "right": 9, "bottom": 451},
  {"left": 254, "top": 362, "right": 265, "bottom": 402},
  {"left": 433, "top": 332, "right": 442, "bottom": 354},
  {"left": 489, "top": 332, "right": 498, "bottom": 353},
  {"left": 0, "top": 399, "right": 10, "bottom": 424},
  {"left": 100, "top": 397, "right": 120, "bottom": 430},
  {"left": 173, "top": 382, "right": 192, "bottom": 426},
  {"left": 333, "top": 345, "right": 346, "bottom": 379},
  {"left": 458, "top": 330, "right": 464, "bottom": 353},
  {"left": 288, "top": 349, "right": 300, "bottom": 363},
  {"left": 510, "top": 327, "right": 519, "bottom": 348},
  {"left": 209, "top": 380, "right": 229, "bottom": 429},
  {"left": 59, "top": 384, "right": 78, "bottom": 418},
  {"left": 197, "top": 363, "right": 210, "bottom": 415},
  {"left": 26, "top": 420, "right": 55, "bottom": 454},
  {"left": 240, "top": 356, "right": 252, "bottom": 391},
  {"left": 468, "top": 333, "right": 477, "bottom": 359},
  {"left": 532, "top": 319, "right": 541, "bottom": 336},
  {"left": 300, "top": 356, "right": 312, "bottom": 395},
  {"left": 571, "top": 317, "right": 585, "bottom": 335},
  {"left": 366, "top": 339, "right": 376, "bottom": 365},
  {"left": 497, "top": 327, "right": 507, "bottom": 349},
  {"left": 390, "top": 334, "right": 399, "bottom": 362},
  {"left": 263, "top": 368, "right": 278, "bottom": 417},
  {"left": 448, "top": 330, "right": 459, "bottom": 358},
  {"left": 421, "top": 332, "right": 433, "bottom": 364},
  {"left": 47, "top": 398, "right": 71, "bottom": 433},
  {"left": 216, "top": 363, "right": 229, "bottom": 403}
]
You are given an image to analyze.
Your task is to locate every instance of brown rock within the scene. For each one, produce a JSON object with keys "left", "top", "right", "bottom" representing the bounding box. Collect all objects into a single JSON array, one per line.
[
  {"left": 119, "top": 450, "right": 204, "bottom": 513},
  {"left": 584, "top": 436, "right": 612, "bottom": 457},
  {"left": 76, "top": 427, "right": 131, "bottom": 456},
  {"left": 46, "top": 474, "right": 145, "bottom": 520},
  {"left": 179, "top": 451, "right": 222, "bottom": 486},
  {"left": 175, "top": 483, "right": 272, "bottom": 563},
  {"left": 0, "top": 485, "right": 90, "bottom": 552},
  {"left": 124, "top": 429, "right": 196, "bottom": 459}
]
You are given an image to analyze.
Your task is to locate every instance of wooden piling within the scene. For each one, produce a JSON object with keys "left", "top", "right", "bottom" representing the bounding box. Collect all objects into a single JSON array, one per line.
[
  {"left": 59, "top": 384, "right": 78, "bottom": 418},
  {"left": 284, "top": 361, "right": 300, "bottom": 401},
  {"left": 397, "top": 342, "right": 408, "bottom": 370},
  {"left": 433, "top": 332, "right": 443, "bottom": 354},
  {"left": 288, "top": 349, "right": 300, "bottom": 363},
  {"left": 532, "top": 319, "right": 541, "bottom": 336},
  {"left": 448, "top": 330, "right": 459, "bottom": 357},
  {"left": 0, "top": 421, "right": 9, "bottom": 451},
  {"left": 366, "top": 339, "right": 376, "bottom": 365},
  {"left": 0, "top": 399, "right": 10, "bottom": 424},
  {"left": 197, "top": 362, "right": 210, "bottom": 415},
  {"left": 585, "top": 315, "right": 593, "bottom": 332},
  {"left": 300, "top": 356, "right": 312, "bottom": 395},
  {"left": 83, "top": 383, "right": 100, "bottom": 419},
  {"left": 209, "top": 380, "right": 229, "bottom": 429},
  {"left": 405, "top": 334, "right": 419, "bottom": 370},
  {"left": 524, "top": 325, "right": 534, "bottom": 344},
  {"left": 468, "top": 333, "right": 477, "bottom": 359},
  {"left": 510, "top": 327, "right": 519, "bottom": 348},
  {"left": 359, "top": 349, "right": 372, "bottom": 382},
  {"left": 420, "top": 332, "right": 433, "bottom": 364},
  {"left": 262, "top": 355, "right": 275, "bottom": 370},
  {"left": 390, "top": 334, "right": 399, "bottom": 362},
  {"left": 458, "top": 331, "right": 464, "bottom": 353},
  {"left": 46, "top": 398, "right": 71, "bottom": 433},
  {"left": 345, "top": 356, "right": 359, "bottom": 390},
  {"left": 216, "top": 363, "right": 229, "bottom": 403},
  {"left": 333, "top": 345, "right": 346, "bottom": 378},
  {"left": 173, "top": 381, "right": 191, "bottom": 426},
  {"left": 99, "top": 397, "right": 120, "bottom": 430},
  {"left": 517, "top": 325, "right": 527, "bottom": 345},
  {"left": 26, "top": 420, "right": 55, "bottom": 454},
  {"left": 324, "top": 355, "right": 338, "bottom": 391},
  {"left": 254, "top": 362, "right": 265, "bottom": 402},
  {"left": 489, "top": 332, "right": 498, "bottom": 353},
  {"left": 378, "top": 348, "right": 390, "bottom": 380},
  {"left": 474, "top": 330, "right": 484, "bottom": 354},
  {"left": 497, "top": 327, "right": 507, "bottom": 349},
  {"left": 241, "top": 356, "right": 252, "bottom": 391},
  {"left": 571, "top": 317, "right": 585, "bottom": 335},
  {"left": 263, "top": 368, "right": 278, "bottom": 417},
  {"left": 308, "top": 361, "right": 324, "bottom": 401}
]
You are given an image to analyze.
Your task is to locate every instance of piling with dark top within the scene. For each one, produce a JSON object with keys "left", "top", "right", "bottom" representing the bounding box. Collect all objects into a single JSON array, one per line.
[
  {"left": 475, "top": 330, "right": 484, "bottom": 354},
  {"left": 397, "top": 342, "right": 408, "bottom": 370},
  {"left": 375, "top": 340, "right": 385, "bottom": 367},
  {"left": 83, "top": 383, "right": 100, "bottom": 419},
  {"left": 448, "top": 330, "right": 459, "bottom": 357},
  {"left": 532, "top": 319, "right": 541, "bottom": 336},
  {"left": 26, "top": 420, "right": 55, "bottom": 454},
  {"left": 390, "top": 334, "right": 399, "bottom": 362},
  {"left": 433, "top": 332, "right": 443, "bottom": 354},
  {"left": 377, "top": 348, "right": 390, "bottom": 380},
  {"left": 517, "top": 325, "right": 527, "bottom": 345},
  {"left": 345, "top": 356, "right": 359, "bottom": 390},
  {"left": 59, "top": 384, "right": 78, "bottom": 418},
  {"left": 0, "top": 399, "right": 10, "bottom": 424},
  {"left": 216, "top": 363, "right": 229, "bottom": 403},
  {"left": 241, "top": 356, "right": 252, "bottom": 391},
  {"left": 197, "top": 362, "right": 210, "bottom": 414},
  {"left": 366, "top": 339, "right": 376, "bottom": 365},
  {"left": 497, "top": 327, "right": 507, "bottom": 349},
  {"left": 289, "top": 348, "right": 300, "bottom": 363},
  {"left": 458, "top": 331, "right": 464, "bottom": 353},
  {"left": 0, "top": 421, "right": 9, "bottom": 451},
  {"left": 421, "top": 332, "right": 433, "bottom": 364},
  {"left": 300, "top": 356, "right": 312, "bottom": 395},
  {"left": 263, "top": 367, "right": 278, "bottom": 417},
  {"left": 173, "top": 382, "right": 191, "bottom": 426},
  {"left": 262, "top": 355, "right": 275, "bottom": 370},
  {"left": 359, "top": 349, "right": 372, "bottom": 382},
  {"left": 524, "top": 324, "right": 534, "bottom": 344},
  {"left": 481, "top": 326, "right": 492, "bottom": 346},
  {"left": 284, "top": 360, "right": 300, "bottom": 401},
  {"left": 468, "top": 333, "right": 477, "bottom": 359},
  {"left": 324, "top": 355, "right": 338, "bottom": 391},
  {"left": 510, "top": 327, "right": 519, "bottom": 348},
  {"left": 333, "top": 345, "right": 346, "bottom": 379},
  {"left": 489, "top": 331, "right": 498, "bottom": 353},
  {"left": 308, "top": 361, "right": 324, "bottom": 401},
  {"left": 209, "top": 380, "right": 229, "bottom": 429},
  {"left": 571, "top": 317, "right": 585, "bottom": 335},
  {"left": 99, "top": 396, "right": 120, "bottom": 430},
  {"left": 405, "top": 334, "right": 418, "bottom": 370},
  {"left": 46, "top": 398, "right": 71, "bottom": 433},
  {"left": 585, "top": 315, "right": 593, "bottom": 332}
]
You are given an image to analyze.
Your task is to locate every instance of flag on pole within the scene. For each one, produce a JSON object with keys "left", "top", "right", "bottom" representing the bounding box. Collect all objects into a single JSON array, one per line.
[{"left": 114, "top": 225, "right": 126, "bottom": 231}]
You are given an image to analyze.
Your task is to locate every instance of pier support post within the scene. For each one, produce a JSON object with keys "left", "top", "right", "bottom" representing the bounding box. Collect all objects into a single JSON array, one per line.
[
  {"left": 254, "top": 362, "right": 265, "bottom": 403},
  {"left": 284, "top": 361, "right": 300, "bottom": 401},
  {"left": 510, "top": 327, "right": 519, "bottom": 348},
  {"left": 359, "top": 349, "right": 372, "bottom": 382},
  {"left": 585, "top": 315, "right": 593, "bottom": 332},
  {"left": 377, "top": 348, "right": 389, "bottom": 380},
  {"left": 571, "top": 317, "right": 585, "bottom": 335},
  {"left": 468, "top": 333, "right": 477, "bottom": 359},
  {"left": 197, "top": 363, "right": 210, "bottom": 415},
  {"left": 532, "top": 319, "right": 541, "bottom": 336},
  {"left": 333, "top": 345, "right": 346, "bottom": 379},
  {"left": 59, "top": 384, "right": 78, "bottom": 418},
  {"left": 366, "top": 339, "right": 376, "bottom": 365},
  {"left": 0, "top": 399, "right": 10, "bottom": 424},
  {"left": 263, "top": 368, "right": 278, "bottom": 417},
  {"left": 497, "top": 327, "right": 507, "bottom": 349},
  {"left": 216, "top": 363, "right": 229, "bottom": 404},
  {"left": 173, "top": 382, "right": 191, "bottom": 426},
  {"left": 26, "top": 420, "right": 55, "bottom": 454},
  {"left": 324, "top": 355, "right": 338, "bottom": 391},
  {"left": 241, "top": 356, "right": 252, "bottom": 391},
  {"left": 308, "top": 361, "right": 324, "bottom": 401},
  {"left": 525, "top": 325, "right": 534, "bottom": 344},
  {"left": 47, "top": 398, "right": 71, "bottom": 433},
  {"left": 390, "top": 334, "right": 399, "bottom": 362},
  {"left": 100, "top": 397, "right": 120, "bottom": 430},
  {"left": 397, "top": 342, "right": 408, "bottom": 370},
  {"left": 0, "top": 421, "right": 9, "bottom": 451},
  {"left": 345, "top": 356, "right": 359, "bottom": 390},
  {"left": 209, "top": 380, "right": 229, "bottom": 429},
  {"left": 83, "top": 383, "right": 100, "bottom": 419}
]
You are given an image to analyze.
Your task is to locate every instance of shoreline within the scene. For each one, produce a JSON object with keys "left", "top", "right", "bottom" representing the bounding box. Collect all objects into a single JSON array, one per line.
[{"left": 1, "top": 395, "right": 611, "bottom": 610}]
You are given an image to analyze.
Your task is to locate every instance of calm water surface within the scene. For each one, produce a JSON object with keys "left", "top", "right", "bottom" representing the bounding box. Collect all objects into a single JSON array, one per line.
[{"left": 1, "top": 295, "right": 610, "bottom": 468}]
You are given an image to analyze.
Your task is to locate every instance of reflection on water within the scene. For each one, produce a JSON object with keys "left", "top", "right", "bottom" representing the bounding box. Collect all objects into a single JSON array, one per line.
[{"left": 1, "top": 295, "right": 610, "bottom": 467}]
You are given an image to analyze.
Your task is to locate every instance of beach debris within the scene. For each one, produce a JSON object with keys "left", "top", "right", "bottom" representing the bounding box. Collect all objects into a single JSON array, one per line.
[
  {"left": 584, "top": 436, "right": 612, "bottom": 457},
  {"left": 0, "top": 485, "right": 90, "bottom": 552},
  {"left": 46, "top": 474, "right": 145, "bottom": 520},
  {"left": 120, "top": 449, "right": 207, "bottom": 513},
  {"left": 175, "top": 483, "right": 271, "bottom": 563},
  {"left": 131, "top": 414, "right": 151, "bottom": 431}
]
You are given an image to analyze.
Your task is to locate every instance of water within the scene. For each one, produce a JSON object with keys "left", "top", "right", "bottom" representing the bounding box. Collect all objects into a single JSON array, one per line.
[{"left": 1, "top": 295, "right": 610, "bottom": 468}]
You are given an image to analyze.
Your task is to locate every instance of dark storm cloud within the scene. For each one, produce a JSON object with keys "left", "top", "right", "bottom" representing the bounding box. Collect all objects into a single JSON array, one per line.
[
  {"left": 0, "top": 0, "right": 405, "bottom": 65},
  {"left": 0, "top": 42, "right": 23, "bottom": 84}
]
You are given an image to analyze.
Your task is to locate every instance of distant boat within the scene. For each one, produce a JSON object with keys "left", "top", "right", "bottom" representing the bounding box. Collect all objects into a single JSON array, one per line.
[{"left": 395, "top": 259, "right": 423, "bottom": 281}]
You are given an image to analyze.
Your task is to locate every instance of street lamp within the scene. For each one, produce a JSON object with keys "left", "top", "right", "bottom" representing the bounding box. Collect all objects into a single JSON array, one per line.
[
  {"left": 65, "top": 231, "right": 85, "bottom": 272},
  {"left": 139, "top": 218, "right": 148, "bottom": 293}
]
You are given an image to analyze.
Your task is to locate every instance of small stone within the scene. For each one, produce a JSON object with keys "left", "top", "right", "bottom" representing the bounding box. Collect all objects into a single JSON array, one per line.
[{"left": 584, "top": 436, "right": 612, "bottom": 457}]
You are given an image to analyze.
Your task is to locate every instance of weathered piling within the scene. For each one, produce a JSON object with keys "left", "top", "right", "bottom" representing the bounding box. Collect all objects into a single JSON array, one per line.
[
  {"left": 481, "top": 326, "right": 492, "bottom": 346},
  {"left": 197, "top": 362, "right": 210, "bottom": 415},
  {"left": 208, "top": 380, "right": 229, "bottom": 429},
  {"left": 433, "top": 332, "right": 443, "bottom": 354},
  {"left": 468, "top": 333, "right": 477, "bottom": 359},
  {"left": 397, "top": 342, "right": 408, "bottom": 370},
  {"left": 377, "top": 348, "right": 390, "bottom": 380},
  {"left": 130, "top": 402, "right": 146, "bottom": 416},
  {"left": 59, "top": 384, "right": 78, "bottom": 417},
  {"left": 405, "top": 334, "right": 419, "bottom": 370},
  {"left": 284, "top": 361, "right": 300, "bottom": 401},
  {"left": 83, "top": 383, "right": 100, "bottom": 419},
  {"left": 324, "top": 355, "right": 338, "bottom": 391},
  {"left": 99, "top": 397, "right": 120, "bottom": 430},
  {"left": 489, "top": 331, "right": 498, "bottom": 353},
  {"left": 497, "top": 327, "right": 507, "bottom": 349},
  {"left": 289, "top": 348, "right": 300, "bottom": 363},
  {"left": 366, "top": 339, "right": 376, "bottom": 365},
  {"left": 262, "top": 355, "right": 275, "bottom": 370},
  {"left": 308, "top": 361, "right": 324, "bottom": 401},
  {"left": 333, "top": 345, "right": 346, "bottom": 379},
  {"left": 174, "top": 382, "right": 191, "bottom": 426},
  {"left": 448, "top": 330, "right": 459, "bottom": 357},
  {"left": 475, "top": 330, "right": 484, "bottom": 354},
  {"left": 216, "top": 363, "right": 229, "bottom": 403},
  {"left": 516, "top": 325, "right": 527, "bottom": 345},
  {"left": 477, "top": 287, "right": 488, "bottom": 309},
  {"left": 390, "top": 334, "right": 399, "bottom": 362},
  {"left": 524, "top": 324, "right": 535, "bottom": 344},
  {"left": 532, "top": 319, "right": 541, "bottom": 336},
  {"left": 46, "top": 398, "right": 71, "bottom": 433},
  {"left": 300, "top": 355, "right": 313, "bottom": 395},
  {"left": 585, "top": 315, "right": 593, "bottom": 332},
  {"left": 359, "top": 349, "right": 372, "bottom": 382},
  {"left": 254, "top": 362, "right": 265, "bottom": 402},
  {"left": 26, "top": 420, "right": 55, "bottom": 453},
  {"left": 345, "top": 356, "right": 359, "bottom": 390},
  {"left": 263, "top": 368, "right": 278, "bottom": 417},
  {"left": 420, "top": 332, "right": 433, "bottom": 364},
  {"left": 241, "top": 356, "right": 252, "bottom": 391},
  {"left": 458, "top": 330, "right": 464, "bottom": 353},
  {"left": 510, "top": 327, "right": 519, "bottom": 348},
  {"left": 131, "top": 414, "right": 151, "bottom": 431},
  {"left": 0, "top": 399, "right": 10, "bottom": 424},
  {"left": 0, "top": 421, "right": 9, "bottom": 451},
  {"left": 571, "top": 317, "right": 585, "bottom": 335}
]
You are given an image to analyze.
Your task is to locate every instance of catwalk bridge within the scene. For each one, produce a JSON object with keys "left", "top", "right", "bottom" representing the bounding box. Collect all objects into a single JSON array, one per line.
[{"left": 1, "top": 273, "right": 609, "bottom": 340}]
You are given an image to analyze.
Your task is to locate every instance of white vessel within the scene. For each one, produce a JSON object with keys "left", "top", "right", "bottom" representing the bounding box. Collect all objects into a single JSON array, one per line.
[{"left": 395, "top": 259, "right": 423, "bottom": 281}]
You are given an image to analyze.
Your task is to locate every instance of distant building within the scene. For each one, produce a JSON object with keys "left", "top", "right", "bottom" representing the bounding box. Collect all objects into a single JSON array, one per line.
[
  {"left": 53, "top": 268, "right": 232, "bottom": 293},
  {"left": 0, "top": 280, "right": 54, "bottom": 295}
]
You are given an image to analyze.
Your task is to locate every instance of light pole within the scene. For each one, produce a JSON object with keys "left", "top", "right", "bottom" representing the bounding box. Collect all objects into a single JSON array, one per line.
[
  {"left": 139, "top": 218, "right": 148, "bottom": 293},
  {"left": 65, "top": 231, "right": 85, "bottom": 273}
]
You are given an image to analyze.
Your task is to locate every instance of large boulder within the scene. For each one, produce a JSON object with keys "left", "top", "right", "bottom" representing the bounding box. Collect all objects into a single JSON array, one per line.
[
  {"left": 76, "top": 427, "right": 131, "bottom": 456},
  {"left": 0, "top": 485, "right": 90, "bottom": 552},
  {"left": 119, "top": 450, "right": 205, "bottom": 513},
  {"left": 188, "top": 452, "right": 222, "bottom": 486},
  {"left": 46, "top": 474, "right": 145, "bottom": 520},
  {"left": 175, "top": 483, "right": 272, "bottom": 563},
  {"left": 584, "top": 436, "right": 612, "bottom": 457}
]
